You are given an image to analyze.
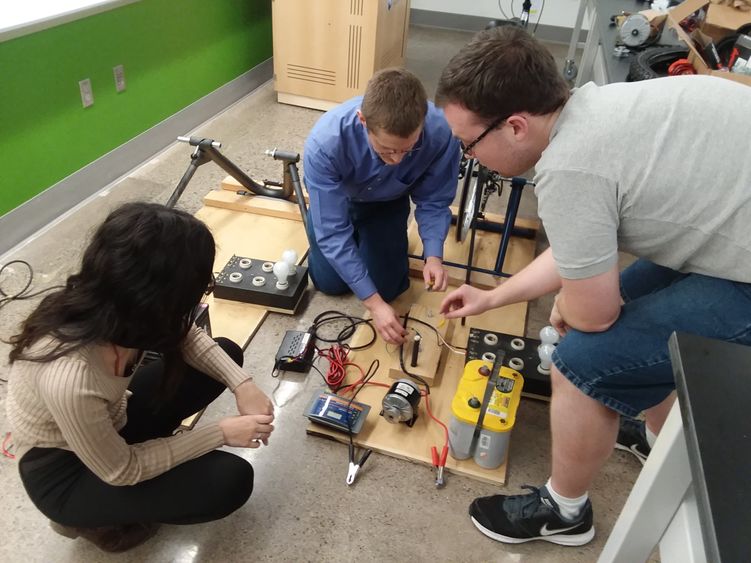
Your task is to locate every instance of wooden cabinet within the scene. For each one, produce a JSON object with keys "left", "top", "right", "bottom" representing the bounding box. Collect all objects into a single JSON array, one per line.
[{"left": 272, "top": 0, "right": 411, "bottom": 111}]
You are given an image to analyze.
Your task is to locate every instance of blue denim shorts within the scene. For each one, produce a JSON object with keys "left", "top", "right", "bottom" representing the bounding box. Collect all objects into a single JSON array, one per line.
[{"left": 553, "top": 259, "right": 751, "bottom": 417}]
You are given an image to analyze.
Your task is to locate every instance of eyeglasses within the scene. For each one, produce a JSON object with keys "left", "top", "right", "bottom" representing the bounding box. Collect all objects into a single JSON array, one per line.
[
  {"left": 374, "top": 146, "right": 421, "bottom": 157},
  {"left": 370, "top": 129, "right": 424, "bottom": 158},
  {"left": 460, "top": 116, "right": 506, "bottom": 156},
  {"left": 204, "top": 274, "right": 216, "bottom": 296}
]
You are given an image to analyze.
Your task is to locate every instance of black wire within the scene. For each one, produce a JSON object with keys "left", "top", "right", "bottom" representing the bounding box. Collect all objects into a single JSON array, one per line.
[
  {"left": 0, "top": 260, "right": 64, "bottom": 312},
  {"left": 533, "top": 0, "right": 545, "bottom": 34},
  {"left": 347, "top": 359, "right": 378, "bottom": 467},
  {"left": 511, "top": 0, "right": 516, "bottom": 18},
  {"left": 307, "top": 310, "right": 376, "bottom": 350},
  {"left": 398, "top": 312, "right": 431, "bottom": 395},
  {"left": 401, "top": 316, "right": 467, "bottom": 352},
  {"left": 497, "top": 0, "right": 509, "bottom": 19}
]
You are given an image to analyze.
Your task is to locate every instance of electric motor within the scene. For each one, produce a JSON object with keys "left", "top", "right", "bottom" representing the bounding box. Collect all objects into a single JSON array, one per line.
[{"left": 381, "top": 379, "right": 421, "bottom": 427}]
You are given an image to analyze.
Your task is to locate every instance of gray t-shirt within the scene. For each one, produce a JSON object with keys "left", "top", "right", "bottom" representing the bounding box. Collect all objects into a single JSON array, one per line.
[{"left": 535, "top": 76, "right": 751, "bottom": 282}]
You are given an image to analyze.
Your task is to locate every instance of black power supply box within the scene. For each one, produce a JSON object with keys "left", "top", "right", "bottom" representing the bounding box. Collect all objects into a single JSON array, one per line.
[{"left": 274, "top": 330, "right": 314, "bottom": 373}]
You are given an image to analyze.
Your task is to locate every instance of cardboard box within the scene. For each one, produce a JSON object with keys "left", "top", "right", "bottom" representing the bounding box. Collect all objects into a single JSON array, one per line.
[
  {"left": 667, "top": 0, "right": 751, "bottom": 86},
  {"left": 705, "top": 3, "right": 751, "bottom": 40}
]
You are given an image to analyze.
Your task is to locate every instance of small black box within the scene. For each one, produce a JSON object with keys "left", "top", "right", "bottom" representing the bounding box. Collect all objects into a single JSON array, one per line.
[
  {"left": 274, "top": 330, "right": 314, "bottom": 373},
  {"left": 214, "top": 255, "right": 308, "bottom": 313}
]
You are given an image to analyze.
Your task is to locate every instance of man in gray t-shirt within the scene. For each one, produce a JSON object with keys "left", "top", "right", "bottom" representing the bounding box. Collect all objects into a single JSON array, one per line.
[{"left": 436, "top": 26, "right": 751, "bottom": 547}]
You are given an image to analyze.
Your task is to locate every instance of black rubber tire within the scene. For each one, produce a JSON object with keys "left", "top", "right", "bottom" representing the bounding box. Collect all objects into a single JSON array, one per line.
[
  {"left": 627, "top": 46, "right": 690, "bottom": 81},
  {"left": 716, "top": 34, "right": 739, "bottom": 68}
]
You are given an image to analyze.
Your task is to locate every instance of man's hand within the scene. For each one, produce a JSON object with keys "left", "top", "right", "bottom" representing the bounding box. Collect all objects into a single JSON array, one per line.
[
  {"left": 235, "top": 379, "right": 274, "bottom": 417},
  {"left": 549, "top": 292, "right": 570, "bottom": 337},
  {"left": 219, "top": 414, "right": 275, "bottom": 448},
  {"left": 364, "top": 293, "right": 406, "bottom": 344},
  {"left": 440, "top": 284, "right": 493, "bottom": 319},
  {"left": 423, "top": 256, "right": 448, "bottom": 292}
]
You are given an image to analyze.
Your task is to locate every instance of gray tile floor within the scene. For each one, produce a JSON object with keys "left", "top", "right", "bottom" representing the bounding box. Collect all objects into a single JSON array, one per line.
[{"left": 0, "top": 27, "right": 643, "bottom": 562}]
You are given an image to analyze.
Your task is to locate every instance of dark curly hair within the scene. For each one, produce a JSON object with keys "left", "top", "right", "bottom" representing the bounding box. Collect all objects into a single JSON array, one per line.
[{"left": 9, "top": 202, "right": 215, "bottom": 389}]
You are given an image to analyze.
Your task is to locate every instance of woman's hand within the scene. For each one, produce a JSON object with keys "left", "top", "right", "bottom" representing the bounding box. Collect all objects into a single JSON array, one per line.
[
  {"left": 219, "top": 414, "right": 275, "bottom": 447},
  {"left": 234, "top": 379, "right": 274, "bottom": 416},
  {"left": 439, "top": 284, "right": 493, "bottom": 319}
]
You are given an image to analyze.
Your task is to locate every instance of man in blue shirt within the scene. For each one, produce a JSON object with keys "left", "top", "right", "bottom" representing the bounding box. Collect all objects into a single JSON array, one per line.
[{"left": 304, "top": 68, "right": 460, "bottom": 344}]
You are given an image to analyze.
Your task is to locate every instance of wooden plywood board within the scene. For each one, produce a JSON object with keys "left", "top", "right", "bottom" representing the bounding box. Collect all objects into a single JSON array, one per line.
[
  {"left": 194, "top": 205, "right": 310, "bottom": 348},
  {"left": 409, "top": 208, "right": 540, "bottom": 290},
  {"left": 203, "top": 190, "right": 304, "bottom": 222},
  {"left": 307, "top": 254, "right": 535, "bottom": 486},
  {"left": 387, "top": 302, "right": 452, "bottom": 386}
]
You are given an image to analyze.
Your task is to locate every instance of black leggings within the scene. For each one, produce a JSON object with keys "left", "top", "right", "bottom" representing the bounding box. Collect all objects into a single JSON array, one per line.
[{"left": 18, "top": 338, "right": 253, "bottom": 527}]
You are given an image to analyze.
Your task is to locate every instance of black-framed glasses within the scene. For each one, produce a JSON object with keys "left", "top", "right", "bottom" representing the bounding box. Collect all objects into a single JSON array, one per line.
[
  {"left": 204, "top": 274, "right": 216, "bottom": 296},
  {"left": 370, "top": 129, "right": 424, "bottom": 157},
  {"left": 461, "top": 116, "right": 506, "bottom": 156}
]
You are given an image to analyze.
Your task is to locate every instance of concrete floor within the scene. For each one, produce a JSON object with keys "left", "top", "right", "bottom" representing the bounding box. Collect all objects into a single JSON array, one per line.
[{"left": 0, "top": 27, "right": 645, "bottom": 562}]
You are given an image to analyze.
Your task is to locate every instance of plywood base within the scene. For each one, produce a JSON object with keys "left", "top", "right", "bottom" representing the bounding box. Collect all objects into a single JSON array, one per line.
[
  {"left": 306, "top": 281, "right": 531, "bottom": 485},
  {"left": 306, "top": 215, "right": 537, "bottom": 486},
  {"left": 203, "top": 190, "right": 305, "bottom": 222}
]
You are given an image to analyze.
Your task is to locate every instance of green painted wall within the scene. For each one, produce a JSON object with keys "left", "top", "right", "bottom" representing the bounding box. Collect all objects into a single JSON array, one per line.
[{"left": 0, "top": 0, "right": 272, "bottom": 216}]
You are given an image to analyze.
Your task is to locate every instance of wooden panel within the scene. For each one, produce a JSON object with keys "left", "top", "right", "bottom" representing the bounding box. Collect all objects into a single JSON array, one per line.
[
  {"left": 387, "top": 302, "right": 453, "bottom": 386},
  {"left": 203, "top": 190, "right": 304, "bottom": 222},
  {"left": 271, "top": 0, "right": 410, "bottom": 109},
  {"left": 306, "top": 279, "right": 532, "bottom": 485},
  {"left": 374, "top": 0, "right": 411, "bottom": 68}
]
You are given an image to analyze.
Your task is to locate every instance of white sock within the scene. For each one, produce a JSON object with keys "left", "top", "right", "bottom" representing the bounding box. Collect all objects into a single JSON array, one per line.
[
  {"left": 545, "top": 478, "right": 588, "bottom": 522},
  {"left": 646, "top": 425, "right": 657, "bottom": 449}
]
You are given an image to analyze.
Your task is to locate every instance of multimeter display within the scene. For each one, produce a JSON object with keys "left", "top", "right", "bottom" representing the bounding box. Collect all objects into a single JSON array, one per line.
[{"left": 305, "top": 392, "right": 371, "bottom": 434}]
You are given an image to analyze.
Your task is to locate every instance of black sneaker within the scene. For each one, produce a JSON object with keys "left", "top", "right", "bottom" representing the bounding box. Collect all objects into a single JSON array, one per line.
[
  {"left": 469, "top": 485, "right": 595, "bottom": 546},
  {"left": 615, "top": 417, "right": 651, "bottom": 465}
]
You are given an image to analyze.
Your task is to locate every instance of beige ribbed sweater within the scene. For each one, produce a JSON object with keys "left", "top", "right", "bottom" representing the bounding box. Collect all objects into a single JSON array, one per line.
[{"left": 6, "top": 326, "right": 250, "bottom": 486}]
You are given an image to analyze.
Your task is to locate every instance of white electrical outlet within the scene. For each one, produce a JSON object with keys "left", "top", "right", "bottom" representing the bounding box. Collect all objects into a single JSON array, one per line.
[
  {"left": 79, "top": 78, "right": 94, "bottom": 108},
  {"left": 113, "top": 64, "right": 126, "bottom": 92}
]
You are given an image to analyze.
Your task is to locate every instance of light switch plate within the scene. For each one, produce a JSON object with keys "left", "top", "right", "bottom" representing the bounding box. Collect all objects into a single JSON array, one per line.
[
  {"left": 113, "top": 64, "right": 126, "bottom": 92},
  {"left": 79, "top": 78, "right": 94, "bottom": 108}
]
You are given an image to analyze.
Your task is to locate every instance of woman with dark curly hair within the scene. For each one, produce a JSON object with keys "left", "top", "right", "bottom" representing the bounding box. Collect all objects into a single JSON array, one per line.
[{"left": 6, "top": 202, "right": 274, "bottom": 552}]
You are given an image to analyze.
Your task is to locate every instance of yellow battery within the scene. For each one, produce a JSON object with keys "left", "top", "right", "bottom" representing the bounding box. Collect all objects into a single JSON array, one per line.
[{"left": 448, "top": 359, "right": 524, "bottom": 468}]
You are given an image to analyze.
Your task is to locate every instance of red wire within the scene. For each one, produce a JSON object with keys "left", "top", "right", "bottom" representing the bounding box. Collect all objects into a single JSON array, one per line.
[
  {"left": 423, "top": 393, "right": 449, "bottom": 446},
  {"left": 316, "top": 345, "right": 354, "bottom": 389},
  {"left": 2, "top": 432, "right": 15, "bottom": 460},
  {"left": 324, "top": 351, "right": 449, "bottom": 457}
]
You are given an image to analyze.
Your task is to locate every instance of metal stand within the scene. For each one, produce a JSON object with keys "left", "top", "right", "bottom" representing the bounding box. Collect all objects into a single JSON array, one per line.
[
  {"left": 166, "top": 137, "right": 309, "bottom": 230},
  {"left": 411, "top": 160, "right": 535, "bottom": 285}
]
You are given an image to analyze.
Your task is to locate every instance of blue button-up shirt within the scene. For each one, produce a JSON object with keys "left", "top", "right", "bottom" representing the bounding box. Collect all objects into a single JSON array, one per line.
[{"left": 303, "top": 96, "right": 460, "bottom": 300}]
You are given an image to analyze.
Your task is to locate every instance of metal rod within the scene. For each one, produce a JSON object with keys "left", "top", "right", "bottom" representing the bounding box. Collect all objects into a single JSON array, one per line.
[
  {"left": 410, "top": 336, "right": 420, "bottom": 368},
  {"left": 204, "top": 145, "right": 290, "bottom": 198},
  {"left": 166, "top": 153, "right": 206, "bottom": 208},
  {"left": 494, "top": 178, "right": 526, "bottom": 273},
  {"left": 450, "top": 215, "right": 536, "bottom": 239},
  {"left": 287, "top": 162, "right": 308, "bottom": 231}
]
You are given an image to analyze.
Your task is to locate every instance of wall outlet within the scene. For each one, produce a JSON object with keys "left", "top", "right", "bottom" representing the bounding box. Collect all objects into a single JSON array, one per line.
[
  {"left": 113, "top": 64, "right": 126, "bottom": 92},
  {"left": 79, "top": 78, "right": 94, "bottom": 108}
]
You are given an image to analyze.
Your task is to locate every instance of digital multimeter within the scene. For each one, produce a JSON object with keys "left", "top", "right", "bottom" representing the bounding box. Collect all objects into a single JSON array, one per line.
[{"left": 305, "top": 391, "right": 371, "bottom": 434}]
